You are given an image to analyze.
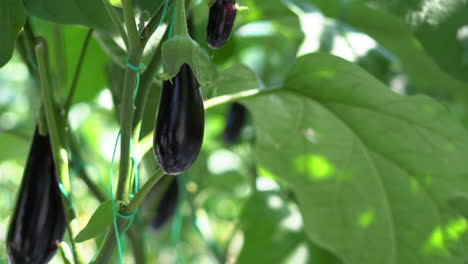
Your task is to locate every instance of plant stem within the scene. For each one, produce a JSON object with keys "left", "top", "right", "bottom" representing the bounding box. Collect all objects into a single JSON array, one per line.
[
  {"left": 174, "top": 0, "right": 189, "bottom": 36},
  {"left": 102, "top": 0, "right": 129, "bottom": 49},
  {"left": 131, "top": 39, "right": 164, "bottom": 143},
  {"left": 122, "top": 169, "right": 165, "bottom": 215},
  {"left": 91, "top": 170, "right": 165, "bottom": 264},
  {"left": 35, "top": 38, "right": 85, "bottom": 264},
  {"left": 64, "top": 29, "right": 94, "bottom": 114},
  {"left": 127, "top": 226, "right": 147, "bottom": 264},
  {"left": 117, "top": 0, "right": 143, "bottom": 201},
  {"left": 140, "top": 0, "right": 175, "bottom": 47}
]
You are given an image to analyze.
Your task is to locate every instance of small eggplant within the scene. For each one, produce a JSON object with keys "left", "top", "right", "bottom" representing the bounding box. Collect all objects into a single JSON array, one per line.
[
  {"left": 154, "top": 63, "right": 205, "bottom": 175},
  {"left": 207, "top": 0, "right": 237, "bottom": 49},
  {"left": 7, "top": 128, "right": 66, "bottom": 264},
  {"left": 222, "top": 102, "right": 247, "bottom": 145},
  {"left": 151, "top": 177, "right": 179, "bottom": 230}
]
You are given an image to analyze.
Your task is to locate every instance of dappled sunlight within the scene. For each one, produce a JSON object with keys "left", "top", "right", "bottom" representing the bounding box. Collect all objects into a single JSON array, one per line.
[
  {"left": 256, "top": 175, "right": 281, "bottom": 191},
  {"left": 410, "top": 178, "right": 421, "bottom": 193},
  {"left": 423, "top": 218, "right": 467, "bottom": 256},
  {"left": 407, "top": 0, "right": 465, "bottom": 27},
  {"left": 284, "top": 243, "right": 310, "bottom": 264},
  {"left": 236, "top": 21, "right": 276, "bottom": 37},
  {"left": 294, "top": 154, "right": 335, "bottom": 182},
  {"left": 207, "top": 149, "right": 241, "bottom": 174},
  {"left": 357, "top": 210, "right": 376, "bottom": 229},
  {"left": 445, "top": 218, "right": 467, "bottom": 242},
  {"left": 267, "top": 194, "right": 284, "bottom": 209},
  {"left": 280, "top": 203, "right": 304, "bottom": 232},
  {"left": 312, "top": 69, "right": 336, "bottom": 80},
  {"left": 424, "top": 226, "right": 448, "bottom": 256}
]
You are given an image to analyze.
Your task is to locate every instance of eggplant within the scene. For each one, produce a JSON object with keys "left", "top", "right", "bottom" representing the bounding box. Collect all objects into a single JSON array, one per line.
[
  {"left": 7, "top": 128, "right": 66, "bottom": 264},
  {"left": 151, "top": 177, "right": 179, "bottom": 230},
  {"left": 154, "top": 63, "right": 205, "bottom": 175},
  {"left": 222, "top": 102, "right": 247, "bottom": 145},
  {"left": 207, "top": 0, "right": 237, "bottom": 49}
]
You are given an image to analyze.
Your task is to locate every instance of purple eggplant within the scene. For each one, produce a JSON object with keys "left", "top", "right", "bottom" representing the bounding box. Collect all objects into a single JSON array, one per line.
[
  {"left": 7, "top": 128, "right": 66, "bottom": 264},
  {"left": 154, "top": 63, "right": 205, "bottom": 175},
  {"left": 222, "top": 102, "right": 247, "bottom": 145},
  {"left": 207, "top": 0, "right": 237, "bottom": 49},
  {"left": 151, "top": 177, "right": 179, "bottom": 230}
]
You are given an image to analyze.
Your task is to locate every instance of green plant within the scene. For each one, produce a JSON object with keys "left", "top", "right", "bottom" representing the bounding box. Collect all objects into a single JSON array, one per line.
[{"left": 2, "top": 0, "right": 468, "bottom": 264}]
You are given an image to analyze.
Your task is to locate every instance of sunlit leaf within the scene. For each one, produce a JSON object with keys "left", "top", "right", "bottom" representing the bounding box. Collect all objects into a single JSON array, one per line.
[{"left": 243, "top": 52, "right": 468, "bottom": 264}]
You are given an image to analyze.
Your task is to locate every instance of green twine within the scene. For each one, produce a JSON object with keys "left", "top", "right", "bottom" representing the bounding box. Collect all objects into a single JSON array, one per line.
[
  {"left": 168, "top": 7, "right": 177, "bottom": 39},
  {"left": 109, "top": 57, "right": 142, "bottom": 264},
  {"left": 107, "top": 0, "right": 175, "bottom": 262},
  {"left": 58, "top": 183, "right": 76, "bottom": 218}
]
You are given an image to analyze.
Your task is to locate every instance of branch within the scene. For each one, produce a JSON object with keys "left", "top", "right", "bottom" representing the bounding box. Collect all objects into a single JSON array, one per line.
[
  {"left": 64, "top": 29, "right": 94, "bottom": 114},
  {"left": 35, "top": 38, "right": 85, "bottom": 264}
]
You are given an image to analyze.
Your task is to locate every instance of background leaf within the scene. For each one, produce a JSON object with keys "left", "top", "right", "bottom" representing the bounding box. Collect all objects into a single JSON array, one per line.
[
  {"left": 23, "top": 0, "right": 113, "bottom": 30},
  {"left": 0, "top": 0, "right": 26, "bottom": 67},
  {"left": 243, "top": 52, "right": 468, "bottom": 264},
  {"left": 307, "top": 0, "right": 468, "bottom": 99}
]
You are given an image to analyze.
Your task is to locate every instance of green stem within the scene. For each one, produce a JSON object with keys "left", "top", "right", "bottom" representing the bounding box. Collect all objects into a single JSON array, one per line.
[
  {"left": 122, "top": 169, "right": 165, "bottom": 215},
  {"left": 143, "top": 175, "right": 173, "bottom": 225},
  {"left": 64, "top": 29, "right": 94, "bottom": 114},
  {"left": 127, "top": 226, "right": 147, "bottom": 264},
  {"left": 35, "top": 38, "right": 85, "bottom": 264},
  {"left": 23, "top": 19, "right": 37, "bottom": 66},
  {"left": 132, "top": 38, "right": 165, "bottom": 143},
  {"left": 117, "top": 0, "right": 143, "bottom": 201},
  {"left": 175, "top": 0, "right": 189, "bottom": 37},
  {"left": 91, "top": 170, "right": 165, "bottom": 264},
  {"left": 16, "top": 33, "right": 36, "bottom": 75},
  {"left": 140, "top": 0, "right": 175, "bottom": 47},
  {"left": 102, "top": 0, "right": 129, "bottom": 49}
]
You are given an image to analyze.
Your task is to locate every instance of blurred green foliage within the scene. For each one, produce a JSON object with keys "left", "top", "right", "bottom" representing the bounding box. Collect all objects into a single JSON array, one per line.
[{"left": 3, "top": 0, "right": 468, "bottom": 264}]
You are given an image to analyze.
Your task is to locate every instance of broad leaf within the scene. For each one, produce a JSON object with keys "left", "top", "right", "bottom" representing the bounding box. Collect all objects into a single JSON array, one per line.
[
  {"left": 0, "top": 0, "right": 26, "bottom": 67},
  {"left": 243, "top": 53, "right": 468, "bottom": 264},
  {"left": 75, "top": 200, "right": 114, "bottom": 243},
  {"left": 307, "top": 0, "right": 468, "bottom": 99},
  {"left": 238, "top": 191, "right": 340, "bottom": 264},
  {"left": 211, "top": 64, "right": 261, "bottom": 98},
  {"left": 23, "top": 0, "right": 113, "bottom": 30}
]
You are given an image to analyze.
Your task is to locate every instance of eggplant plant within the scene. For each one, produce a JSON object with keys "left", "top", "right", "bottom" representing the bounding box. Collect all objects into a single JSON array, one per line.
[{"left": 2, "top": 0, "right": 468, "bottom": 264}]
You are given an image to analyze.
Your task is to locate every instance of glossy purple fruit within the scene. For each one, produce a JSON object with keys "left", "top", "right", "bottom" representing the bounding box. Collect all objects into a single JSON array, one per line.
[
  {"left": 151, "top": 177, "right": 179, "bottom": 230},
  {"left": 223, "top": 102, "right": 247, "bottom": 145},
  {"left": 154, "top": 63, "right": 205, "bottom": 175},
  {"left": 7, "top": 128, "right": 66, "bottom": 264},
  {"left": 207, "top": 0, "right": 237, "bottom": 49}
]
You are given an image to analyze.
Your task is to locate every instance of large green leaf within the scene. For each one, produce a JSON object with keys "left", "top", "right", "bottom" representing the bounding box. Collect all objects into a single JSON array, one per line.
[
  {"left": 0, "top": 0, "right": 26, "bottom": 68},
  {"left": 307, "top": 0, "right": 468, "bottom": 99},
  {"left": 243, "top": 53, "right": 468, "bottom": 264},
  {"left": 23, "top": 0, "right": 113, "bottom": 30},
  {"left": 238, "top": 191, "right": 340, "bottom": 264}
]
